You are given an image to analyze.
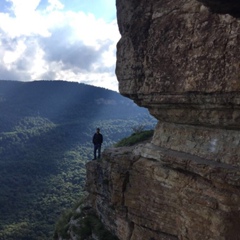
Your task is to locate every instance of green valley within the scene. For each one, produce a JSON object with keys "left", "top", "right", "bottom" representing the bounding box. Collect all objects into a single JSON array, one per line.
[{"left": 0, "top": 80, "right": 156, "bottom": 239}]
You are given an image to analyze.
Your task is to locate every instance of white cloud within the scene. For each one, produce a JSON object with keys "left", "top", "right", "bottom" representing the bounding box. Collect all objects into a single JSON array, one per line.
[
  {"left": 0, "top": 1, "right": 50, "bottom": 38},
  {"left": 0, "top": 0, "right": 120, "bottom": 91},
  {"left": 8, "top": 0, "right": 41, "bottom": 16},
  {"left": 3, "top": 40, "right": 26, "bottom": 64},
  {"left": 46, "top": 0, "right": 64, "bottom": 12}
]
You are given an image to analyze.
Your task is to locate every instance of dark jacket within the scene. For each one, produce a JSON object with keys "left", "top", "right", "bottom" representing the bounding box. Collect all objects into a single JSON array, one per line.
[{"left": 93, "top": 133, "right": 103, "bottom": 145}]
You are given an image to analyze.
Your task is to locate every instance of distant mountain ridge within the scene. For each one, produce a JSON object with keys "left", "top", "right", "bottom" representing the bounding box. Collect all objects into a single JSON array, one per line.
[
  {"left": 0, "top": 80, "right": 145, "bottom": 130},
  {"left": 0, "top": 80, "right": 156, "bottom": 240}
]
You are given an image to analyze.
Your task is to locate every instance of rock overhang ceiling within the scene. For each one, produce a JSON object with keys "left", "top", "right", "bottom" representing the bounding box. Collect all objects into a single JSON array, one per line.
[{"left": 197, "top": 0, "right": 240, "bottom": 17}]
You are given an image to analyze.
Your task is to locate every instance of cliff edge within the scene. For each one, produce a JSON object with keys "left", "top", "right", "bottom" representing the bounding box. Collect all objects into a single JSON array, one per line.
[{"left": 85, "top": 0, "right": 240, "bottom": 239}]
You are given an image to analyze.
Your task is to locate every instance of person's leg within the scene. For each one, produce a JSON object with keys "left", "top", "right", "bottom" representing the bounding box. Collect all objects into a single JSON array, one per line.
[
  {"left": 93, "top": 145, "right": 97, "bottom": 160},
  {"left": 97, "top": 144, "right": 101, "bottom": 159}
]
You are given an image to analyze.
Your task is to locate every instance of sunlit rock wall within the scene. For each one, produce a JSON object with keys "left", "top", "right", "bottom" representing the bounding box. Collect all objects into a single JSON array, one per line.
[{"left": 86, "top": 143, "right": 240, "bottom": 239}]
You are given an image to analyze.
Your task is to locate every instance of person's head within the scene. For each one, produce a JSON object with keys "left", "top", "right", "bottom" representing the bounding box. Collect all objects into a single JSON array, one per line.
[{"left": 96, "top": 128, "right": 100, "bottom": 133}]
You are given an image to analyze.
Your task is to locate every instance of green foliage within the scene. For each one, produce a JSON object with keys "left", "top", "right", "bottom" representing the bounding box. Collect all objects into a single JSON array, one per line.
[
  {"left": 0, "top": 80, "right": 157, "bottom": 239},
  {"left": 131, "top": 124, "right": 145, "bottom": 134},
  {"left": 114, "top": 130, "right": 154, "bottom": 147},
  {"left": 54, "top": 210, "right": 73, "bottom": 239},
  {"left": 77, "top": 213, "right": 118, "bottom": 240},
  {"left": 54, "top": 204, "right": 119, "bottom": 240}
]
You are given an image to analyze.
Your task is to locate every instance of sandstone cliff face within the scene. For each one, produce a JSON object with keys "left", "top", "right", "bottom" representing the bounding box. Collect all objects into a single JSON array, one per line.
[
  {"left": 116, "top": 0, "right": 240, "bottom": 128},
  {"left": 86, "top": 141, "right": 240, "bottom": 239},
  {"left": 85, "top": 0, "right": 240, "bottom": 239}
]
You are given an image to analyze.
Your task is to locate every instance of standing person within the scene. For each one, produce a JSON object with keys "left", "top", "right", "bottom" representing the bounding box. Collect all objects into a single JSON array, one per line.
[{"left": 92, "top": 128, "right": 103, "bottom": 160}]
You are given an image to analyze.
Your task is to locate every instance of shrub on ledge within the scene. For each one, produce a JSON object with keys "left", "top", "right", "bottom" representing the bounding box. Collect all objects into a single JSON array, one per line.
[{"left": 114, "top": 130, "right": 154, "bottom": 147}]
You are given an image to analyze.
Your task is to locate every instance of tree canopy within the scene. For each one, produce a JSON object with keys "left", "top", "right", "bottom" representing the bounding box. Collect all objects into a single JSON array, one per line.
[{"left": 0, "top": 80, "right": 157, "bottom": 239}]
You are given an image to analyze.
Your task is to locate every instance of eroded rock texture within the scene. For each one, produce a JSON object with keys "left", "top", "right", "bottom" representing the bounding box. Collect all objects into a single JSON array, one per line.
[
  {"left": 86, "top": 143, "right": 240, "bottom": 239},
  {"left": 116, "top": 0, "right": 240, "bottom": 128},
  {"left": 85, "top": 0, "right": 240, "bottom": 239}
]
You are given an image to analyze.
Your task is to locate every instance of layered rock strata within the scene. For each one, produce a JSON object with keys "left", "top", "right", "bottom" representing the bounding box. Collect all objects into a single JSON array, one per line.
[
  {"left": 116, "top": 0, "right": 240, "bottom": 128},
  {"left": 86, "top": 136, "right": 240, "bottom": 239},
  {"left": 85, "top": 0, "right": 240, "bottom": 239}
]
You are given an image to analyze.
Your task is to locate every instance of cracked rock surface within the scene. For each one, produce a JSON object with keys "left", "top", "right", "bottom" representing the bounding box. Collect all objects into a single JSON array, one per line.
[
  {"left": 116, "top": 0, "right": 240, "bottom": 128},
  {"left": 86, "top": 143, "right": 240, "bottom": 239}
]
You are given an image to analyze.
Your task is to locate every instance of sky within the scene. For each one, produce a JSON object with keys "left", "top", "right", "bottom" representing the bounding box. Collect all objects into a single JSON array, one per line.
[{"left": 0, "top": 0, "right": 121, "bottom": 91}]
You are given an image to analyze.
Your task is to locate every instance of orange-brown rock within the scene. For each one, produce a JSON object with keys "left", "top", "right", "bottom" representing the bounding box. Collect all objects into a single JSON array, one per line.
[{"left": 86, "top": 142, "right": 240, "bottom": 239}]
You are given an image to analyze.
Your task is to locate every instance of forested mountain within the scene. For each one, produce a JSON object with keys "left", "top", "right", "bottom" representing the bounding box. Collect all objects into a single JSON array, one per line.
[{"left": 0, "top": 80, "right": 156, "bottom": 239}]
